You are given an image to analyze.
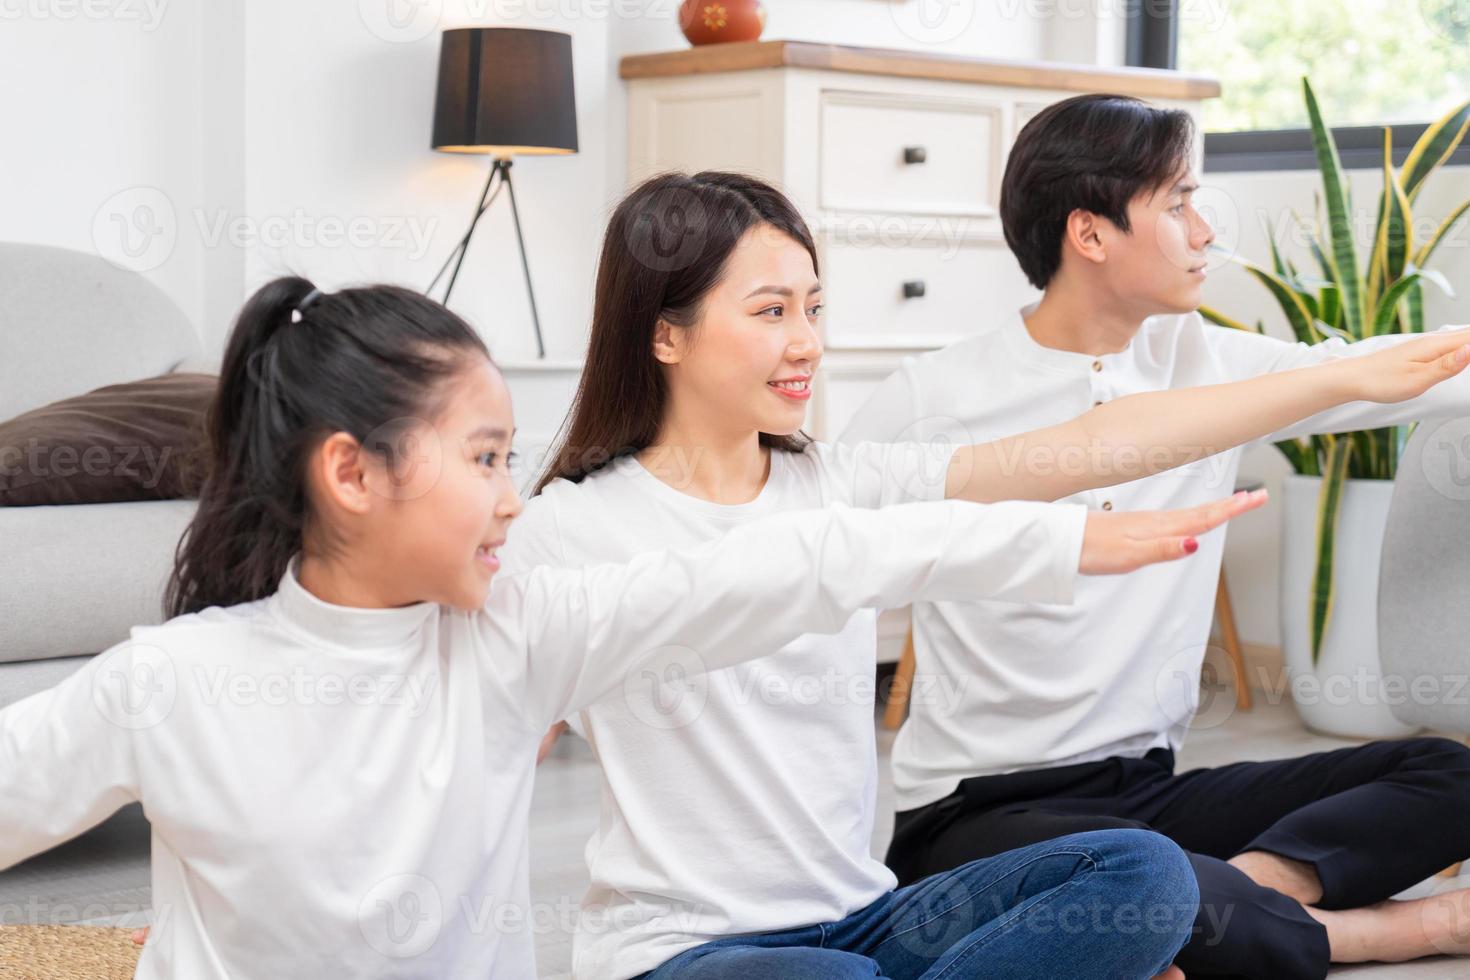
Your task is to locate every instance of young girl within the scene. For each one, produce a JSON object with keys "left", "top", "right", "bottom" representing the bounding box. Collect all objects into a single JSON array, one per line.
[
  {"left": 2, "top": 277, "right": 1224, "bottom": 979},
  {"left": 506, "top": 171, "right": 1470, "bottom": 980}
]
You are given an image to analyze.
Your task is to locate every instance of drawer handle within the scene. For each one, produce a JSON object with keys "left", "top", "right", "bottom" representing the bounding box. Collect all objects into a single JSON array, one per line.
[
  {"left": 902, "top": 280, "right": 926, "bottom": 299},
  {"left": 902, "top": 146, "right": 927, "bottom": 165}
]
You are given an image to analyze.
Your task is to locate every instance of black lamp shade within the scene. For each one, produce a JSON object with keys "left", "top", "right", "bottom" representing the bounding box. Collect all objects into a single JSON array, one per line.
[{"left": 432, "top": 28, "right": 578, "bottom": 156}]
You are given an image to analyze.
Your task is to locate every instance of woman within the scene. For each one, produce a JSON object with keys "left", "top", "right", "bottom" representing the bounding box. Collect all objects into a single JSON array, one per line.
[{"left": 505, "top": 171, "right": 1470, "bottom": 979}]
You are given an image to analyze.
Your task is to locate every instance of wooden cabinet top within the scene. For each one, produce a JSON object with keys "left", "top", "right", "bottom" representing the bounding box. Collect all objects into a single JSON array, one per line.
[{"left": 620, "top": 39, "right": 1220, "bottom": 101}]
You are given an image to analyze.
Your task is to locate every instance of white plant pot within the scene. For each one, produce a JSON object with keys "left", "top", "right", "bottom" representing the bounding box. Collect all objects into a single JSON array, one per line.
[{"left": 1279, "top": 473, "right": 1421, "bottom": 739}]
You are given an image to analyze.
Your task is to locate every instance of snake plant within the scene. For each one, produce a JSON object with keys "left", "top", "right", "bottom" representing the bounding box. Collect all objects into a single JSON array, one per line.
[{"left": 1200, "top": 78, "right": 1470, "bottom": 665}]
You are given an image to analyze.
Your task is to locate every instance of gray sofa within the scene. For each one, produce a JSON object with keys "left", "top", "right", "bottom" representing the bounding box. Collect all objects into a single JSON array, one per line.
[
  {"left": 0, "top": 242, "right": 207, "bottom": 708},
  {"left": 1379, "top": 415, "right": 1470, "bottom": 732}
]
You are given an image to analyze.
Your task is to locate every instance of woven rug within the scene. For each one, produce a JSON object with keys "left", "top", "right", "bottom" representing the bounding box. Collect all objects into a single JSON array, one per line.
[{"left": 0, "top": 925, "right": 140, "bottom": 979}]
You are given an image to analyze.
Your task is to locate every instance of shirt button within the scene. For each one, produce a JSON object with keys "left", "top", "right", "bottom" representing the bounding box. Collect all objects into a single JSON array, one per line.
[
  {"left": 1092, "top": 360, "right": 1103, "bottom": 372},
  {"left": 1102, "top": 501, "right": 1113, "bottom": 511}
]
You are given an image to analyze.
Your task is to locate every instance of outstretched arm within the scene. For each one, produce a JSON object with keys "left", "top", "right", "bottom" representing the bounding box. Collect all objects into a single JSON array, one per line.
[
  {"left": 0, "top": 643, "right": 143, "bottom": 872},
  {"left": 1208, "top": 322, "right": 1470, "bottom": 442},
  {"left": 946, "top": 329, "right": 1470, "bottom": 503},
  {"left": 483, "top": 491, "right": 1266, "bottom": 729}
]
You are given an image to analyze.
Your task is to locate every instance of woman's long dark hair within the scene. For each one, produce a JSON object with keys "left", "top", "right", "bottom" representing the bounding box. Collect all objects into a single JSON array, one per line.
[
  {"left": 165, "top": 277, "right": 490, "bottom": 617},
  {"left": 534, "top": 171, "right": 817, "bottom": 495}
]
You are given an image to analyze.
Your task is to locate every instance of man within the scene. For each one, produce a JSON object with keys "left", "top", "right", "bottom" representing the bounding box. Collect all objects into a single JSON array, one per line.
[{"left": 841, "top": 93, "right": 1470, "bottom": 978}]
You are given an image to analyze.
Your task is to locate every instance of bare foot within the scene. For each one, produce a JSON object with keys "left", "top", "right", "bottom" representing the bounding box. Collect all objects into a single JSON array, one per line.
[
  {"left": 1308, "top": 887, "right": 1470, "bottom": 962},
  {"left": 1421, "top": 887, "right": 1470, "bottom": 957}
]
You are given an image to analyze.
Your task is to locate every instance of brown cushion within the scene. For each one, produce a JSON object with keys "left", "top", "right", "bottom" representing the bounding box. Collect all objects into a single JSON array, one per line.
[{"left": 0, "top": 373, "right": 215, "bottom": 506}]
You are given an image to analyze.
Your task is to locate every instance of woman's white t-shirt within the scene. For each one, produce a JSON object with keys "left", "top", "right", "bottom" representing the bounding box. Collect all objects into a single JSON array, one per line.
[{"left": 500, "top": 442, "right": 1085, "bottom": 980}]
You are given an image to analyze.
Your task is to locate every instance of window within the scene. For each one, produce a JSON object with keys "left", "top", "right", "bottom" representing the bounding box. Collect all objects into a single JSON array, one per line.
[{"left": 1127, "top": 0, "right": 1470, "bottom": 171}]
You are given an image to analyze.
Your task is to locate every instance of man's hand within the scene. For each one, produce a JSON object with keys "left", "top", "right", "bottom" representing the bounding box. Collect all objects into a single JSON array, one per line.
[{"left": 1343, "top": 328, "right": 1470, "bottom": 404}]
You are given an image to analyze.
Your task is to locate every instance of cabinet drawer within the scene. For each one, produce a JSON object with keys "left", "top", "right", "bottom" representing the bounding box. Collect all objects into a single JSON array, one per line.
[
  {"left": 820, "top": 235, "right": 1037, "bottom": 349},
  {"left": 819, "top": 90, "right": 1002, "bottom": 218}
]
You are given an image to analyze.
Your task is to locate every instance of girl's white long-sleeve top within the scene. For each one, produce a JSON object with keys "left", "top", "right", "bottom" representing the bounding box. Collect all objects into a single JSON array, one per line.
[{"left": 0, "top": 497, "right": 1082, "bottom": 979}]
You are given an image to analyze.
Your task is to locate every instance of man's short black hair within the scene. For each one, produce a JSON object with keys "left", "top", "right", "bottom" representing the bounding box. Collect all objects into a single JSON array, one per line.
[{"left": 1000, "top": 93, "right": 1195, "bottom": 290}]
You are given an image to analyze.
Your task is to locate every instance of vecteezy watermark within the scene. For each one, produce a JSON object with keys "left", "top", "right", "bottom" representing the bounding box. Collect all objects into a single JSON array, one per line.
[
  {"left": 1263, "top": 205, "right": 1470, "bottom": 260},
  {"left": 1421, "top": 415, "right": 1470, "bottom": 503},
  {"left": 980, "top": 437, "right": 1238, "bottom": 489},
  {"left": 357, "top": 0, "right": 679, "bottom": 41},
  {"left": 0, "top": 0, "right": 168, "bottom": 30},
  {"left": 91, "top": 640, "right": 177, "bottom": 731},
  {"left": 194, "top": 209, "right": 437, "bottom": 261},
  {"left": 353, "top": 878, "right": 708, "bottom": 959},
  {"left": 888, "top": 873, "right": 1200, "bottom": 960},
  {"left": 0, "top": 897, "right": 167, "bottom": 930},
  {"left": 623, "top": 645, "right": 710, "bottom": 731},
  {"left": 357, "top": 0, "right": 442, "bottom": 43},
  {"left": 889, "top": 0, "right": 974, "bottom": 46},
  {"left": 92, "top": 186, "right": 177, "bottom": 273},
  {"left": 822, "top": 212, "right": 980, "bottom": 262},
  {"left": 1420, "top": 0, "right": 1470, "bottom": 44},
  {"left": 0, "top": 440, "right": 175, "bottom": 490},
  {"left": 472, "top": 0, "right": 678, "bottom": 21},
  {"left": 91, "top": 188, "right": 438, "bottom": 274},
  {"left": 1281, "top": 666, "right": 1470, "bottom": 711},
  {"left": 1154, "top": 183, "right": 1241, "bottom": 273},
  {"left": 191, "top": 665, "right": 438, "bottom": 716},
  {"left": 1422, "top": 887, "right": 1470, "bottom": 954},
  {"left": 361, "top": 417, "right": 444, "bottom": 503},
  {"left": 992, "top": 0, "right": 1229, "bottom": 33},
  {"left": 623, "top": 184, "right": 710, "bottom": 274},
  {"left": 359, "top": 873, "right": 443, "bottom": 958},
  {"left": 721, "top": 664, "right": 968, "bottom": 716}
]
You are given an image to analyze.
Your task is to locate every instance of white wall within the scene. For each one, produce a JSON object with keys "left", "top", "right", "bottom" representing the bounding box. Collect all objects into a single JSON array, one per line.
[
  {"left": 1, "top": 0, "right": 1051, "bottom": 364},
  {"left": 0, "top": 0, "right": 208, "bottom": 335}
]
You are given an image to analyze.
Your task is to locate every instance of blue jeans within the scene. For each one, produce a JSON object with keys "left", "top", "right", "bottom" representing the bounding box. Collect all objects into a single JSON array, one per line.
[{"left": 636, "top": 830, "right": 1198, "bottom": 980}]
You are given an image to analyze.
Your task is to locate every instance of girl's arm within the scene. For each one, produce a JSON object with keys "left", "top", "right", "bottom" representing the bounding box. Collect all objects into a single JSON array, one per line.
[
  {"left": 0, "top": 641, "right": 143, "bottom": 871},
  {"left": 482, "top": 492, "right": 1263, "bottom": 730},
  {"left": 947, "top": 328, "right": 1470, "bottom": 503}
]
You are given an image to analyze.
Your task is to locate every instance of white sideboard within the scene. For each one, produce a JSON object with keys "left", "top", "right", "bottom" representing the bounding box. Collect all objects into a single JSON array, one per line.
[{"left": 622, "top": 40, "right": 1219, "bottom": 441}]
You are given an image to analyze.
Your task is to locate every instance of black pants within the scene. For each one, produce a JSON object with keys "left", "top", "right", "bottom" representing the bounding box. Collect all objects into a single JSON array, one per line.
[{"left": 885, "top": 738, "right": 1470, "bottom": 980}]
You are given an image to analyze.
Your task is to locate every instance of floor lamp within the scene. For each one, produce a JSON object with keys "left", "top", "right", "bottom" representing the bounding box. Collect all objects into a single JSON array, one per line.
[{"left": 428, "top": 28, "right": 578, "bottom": 359}]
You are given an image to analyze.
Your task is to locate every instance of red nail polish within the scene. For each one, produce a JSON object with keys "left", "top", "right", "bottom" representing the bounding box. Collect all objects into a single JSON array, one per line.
[{"left": 1183, "top": 538, "right": 1199, "bottom": 554}]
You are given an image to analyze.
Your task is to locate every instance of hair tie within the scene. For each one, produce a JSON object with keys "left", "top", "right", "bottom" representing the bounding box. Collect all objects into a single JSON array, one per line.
[{"left": 290, "top": 288, "right": 323, "bottom": 324}]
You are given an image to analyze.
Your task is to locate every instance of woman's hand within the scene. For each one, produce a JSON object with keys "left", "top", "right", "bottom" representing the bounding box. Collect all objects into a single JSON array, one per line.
[
  {"left": 1080, "top": 489, "right": 1268, "bottom": 575},
  {"left": 1335, "top": 329, "right": 1470, "bottom": 404}
]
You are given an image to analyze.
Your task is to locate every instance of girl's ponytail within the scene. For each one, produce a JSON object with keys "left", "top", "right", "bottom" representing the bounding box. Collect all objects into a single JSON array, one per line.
[{"left": 165, "top": 276, "right": 489, "bottom": 617}]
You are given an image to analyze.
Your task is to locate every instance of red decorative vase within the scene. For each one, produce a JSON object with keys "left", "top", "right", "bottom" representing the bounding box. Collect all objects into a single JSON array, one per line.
[{"left": 678, "top": 0, "right": 766, "bottom": 46}]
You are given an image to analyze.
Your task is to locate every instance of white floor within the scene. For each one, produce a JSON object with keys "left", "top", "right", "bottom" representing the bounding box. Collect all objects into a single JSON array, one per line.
[{"left": 528, "top": 693, "right": 1469, "bottom": 978}]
